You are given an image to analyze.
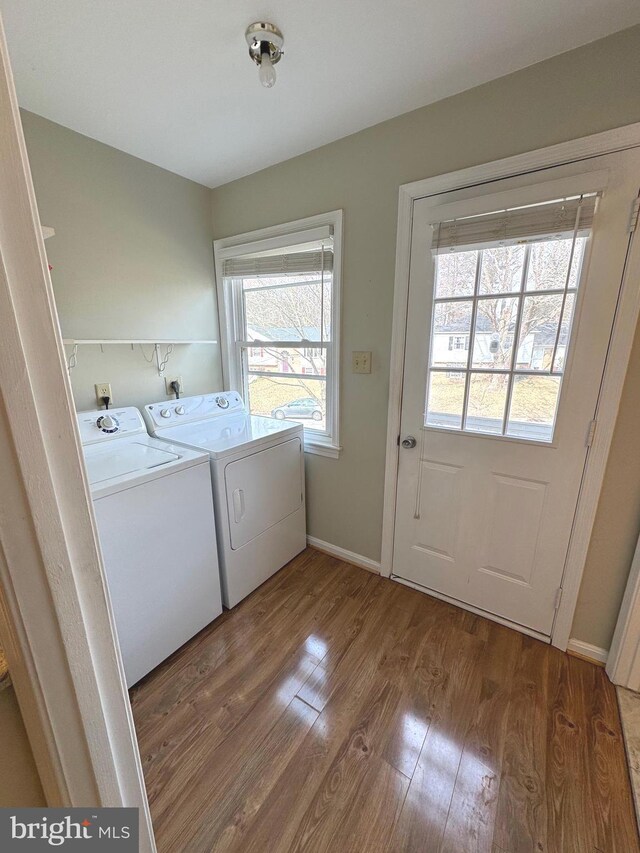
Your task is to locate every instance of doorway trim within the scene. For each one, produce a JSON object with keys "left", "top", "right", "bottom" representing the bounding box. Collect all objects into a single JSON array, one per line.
[
  {"left": 381, "top": 122, "right": 640, "bottom": 651},
  {"left": 607, "top": 533, "right": 640, "bottom": 687},
  {"left": 0, "top": 15, "right": 155, "bottom": 849}
]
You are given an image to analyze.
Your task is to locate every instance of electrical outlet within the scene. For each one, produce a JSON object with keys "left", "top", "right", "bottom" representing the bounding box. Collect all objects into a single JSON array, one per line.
[
  {"left": 95, "top": 383, "right": 112, "bottom": 405},
  {"left": 352, "top": 351, "right": 372, "bottom": 374},
  {"left": 165, "top": 376, "right": 183, "bottom": 397}
]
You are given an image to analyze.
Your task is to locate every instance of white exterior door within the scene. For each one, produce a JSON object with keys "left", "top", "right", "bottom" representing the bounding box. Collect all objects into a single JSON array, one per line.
[{"left": 393, "top": 150, "right": 640, "bottom": 636}]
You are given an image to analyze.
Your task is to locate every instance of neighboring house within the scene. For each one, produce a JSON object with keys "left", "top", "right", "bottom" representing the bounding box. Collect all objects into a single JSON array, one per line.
[
  {"left": 246, "top": 324, "right": 326, "bottom": 375},
  {"left": 432, "top": 316, "right": 568, "bottom": 372}
]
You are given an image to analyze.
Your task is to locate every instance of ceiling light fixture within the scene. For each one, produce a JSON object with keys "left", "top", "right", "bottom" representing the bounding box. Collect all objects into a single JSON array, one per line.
[{"left": 245, "top": 22, "right": 284, "bottom": 89}]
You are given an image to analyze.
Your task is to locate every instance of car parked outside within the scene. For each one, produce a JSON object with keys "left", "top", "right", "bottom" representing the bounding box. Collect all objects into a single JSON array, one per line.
[{"left": 271, "top": 397, "right": 323, "bottom": 421}]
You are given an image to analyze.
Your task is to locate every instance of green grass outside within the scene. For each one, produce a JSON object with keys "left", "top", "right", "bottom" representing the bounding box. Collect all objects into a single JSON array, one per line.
[{"left": 430, "top": 373, "right": 560, "bottom": 423}]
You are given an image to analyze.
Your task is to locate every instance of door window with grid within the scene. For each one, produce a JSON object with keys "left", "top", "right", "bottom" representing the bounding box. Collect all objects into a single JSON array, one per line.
[
  {"left": 216, "top": 213, "right": 342, "bottom": 457},
  {"left": 425, "top": 194, "right": 597, "bottom": 441}
]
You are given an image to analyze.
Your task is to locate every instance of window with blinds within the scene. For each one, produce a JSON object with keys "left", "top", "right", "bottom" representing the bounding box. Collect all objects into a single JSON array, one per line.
[
  {"left": 425, "top": 194, "right": 598, "bottom": 442},
  {"left": 216, "top": 213, "right": 342, "bottom": 456}
]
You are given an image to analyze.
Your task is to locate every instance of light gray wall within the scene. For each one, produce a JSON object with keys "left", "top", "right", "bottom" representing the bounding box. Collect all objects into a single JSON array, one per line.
[
  {"left": 21, "top": 111, "right": 222, "bottom": 412},
  {"left": 211, "top": 25, "right": 640, "bottom": 650}
]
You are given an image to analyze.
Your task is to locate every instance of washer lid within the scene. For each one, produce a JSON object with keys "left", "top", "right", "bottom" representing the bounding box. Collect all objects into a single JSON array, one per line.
[
  {"left": 84, "top": 441, "right": 181, "bottom": 485},
  {"left": 81, "top": 433, "right": 209, "bottom": 498},
  {"left": 154, "top": 413, "right": 302, "bottom": 459}
]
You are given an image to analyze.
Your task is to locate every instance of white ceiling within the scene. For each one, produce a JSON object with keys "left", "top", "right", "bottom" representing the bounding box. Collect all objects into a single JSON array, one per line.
[{"left": 2, "top": 1, "right": 639, "bottom": 187}]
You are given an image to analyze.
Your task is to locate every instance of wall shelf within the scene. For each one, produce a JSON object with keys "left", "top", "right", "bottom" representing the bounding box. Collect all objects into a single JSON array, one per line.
[
  {"left": 62, "top": 339, "right": 217, "bottom": 346},
  {"left": 61, "top": 339, "right": 217, "bottom": 376}
]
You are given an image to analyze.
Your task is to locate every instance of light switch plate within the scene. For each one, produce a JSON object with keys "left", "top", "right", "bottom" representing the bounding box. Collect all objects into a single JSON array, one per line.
[{"left": 352, "top": 351, "right": 372, "bottom": 374}]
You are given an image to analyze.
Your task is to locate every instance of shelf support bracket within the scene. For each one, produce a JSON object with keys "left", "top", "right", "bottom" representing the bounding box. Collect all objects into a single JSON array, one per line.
[
  {"left": 66, "top": 343, "right": 78, "bottom": 375},
  {"left": 155, "top": 343, "right": 174, "bottom": 377}
]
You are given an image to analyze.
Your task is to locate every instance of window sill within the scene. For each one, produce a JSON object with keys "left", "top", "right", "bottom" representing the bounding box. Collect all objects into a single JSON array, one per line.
[{"left": 304, "top": 438, "right": 342, "bottom": 459}]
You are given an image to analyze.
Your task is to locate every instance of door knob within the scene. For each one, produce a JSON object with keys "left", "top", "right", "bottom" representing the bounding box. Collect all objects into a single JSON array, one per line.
[{"left": 401, "top": 436, "right": 417, "bottom": 449}]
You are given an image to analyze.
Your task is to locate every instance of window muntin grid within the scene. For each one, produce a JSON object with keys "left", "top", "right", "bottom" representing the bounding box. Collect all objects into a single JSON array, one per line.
[{"left": 425, "top": 238, "right": 587, "bottom": 442}]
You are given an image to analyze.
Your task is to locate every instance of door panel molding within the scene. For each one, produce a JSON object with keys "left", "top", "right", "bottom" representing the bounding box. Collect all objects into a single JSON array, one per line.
[
  {"left": 480, "top": 473, "right": 547, "bottom": 587},
  {"left": 414, "top": 459, "right": 462, "bottom": 559},
  {"left": 382, "top": 122, "right": 640, "bottom": 651}
]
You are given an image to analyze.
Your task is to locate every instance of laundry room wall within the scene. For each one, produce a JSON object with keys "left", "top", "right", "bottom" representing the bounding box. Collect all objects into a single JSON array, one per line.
[
  {"left": 21, "top": 110, "right": 222, "bottom": 412},
  {"left": 211, "top": 25, "right": 640, "bottom": 652}
]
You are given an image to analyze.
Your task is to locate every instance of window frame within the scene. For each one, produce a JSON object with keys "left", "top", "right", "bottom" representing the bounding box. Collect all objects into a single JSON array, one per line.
[{"left": 214, "top": 210, "right": 343, "bottom": 458}]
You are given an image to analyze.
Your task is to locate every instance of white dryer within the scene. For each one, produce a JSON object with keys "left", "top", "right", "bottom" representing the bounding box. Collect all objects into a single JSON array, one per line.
[
  {"left": 143, "top": 393, "right": 306, "bottom": 608},
  {"left": 78, "top": 407, "right": 222, "bottom": 687}
]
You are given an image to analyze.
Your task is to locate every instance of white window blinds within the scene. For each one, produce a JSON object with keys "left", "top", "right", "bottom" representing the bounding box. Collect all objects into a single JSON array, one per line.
[
  {"left": 222, "top": 227, "right": 334, "bottom": 278},
  {"left": 431, "top": 194, "right": 599, "bottom": 255},
  {"left": 223, "top": 246, "right": 333, "bottom": 277}
]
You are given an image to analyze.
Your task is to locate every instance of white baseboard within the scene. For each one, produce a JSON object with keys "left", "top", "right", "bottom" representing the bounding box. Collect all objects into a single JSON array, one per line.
[
  {"left": 307, "top": 536, "right": 381, "bottom": 575},
  {"left": 567, "top": 638, "right": 608, "bottom": 665}
]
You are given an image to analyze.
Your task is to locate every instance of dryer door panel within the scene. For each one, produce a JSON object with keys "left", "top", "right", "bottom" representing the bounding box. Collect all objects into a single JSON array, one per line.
[{"left": 224, "top": 438, "right": 303, "bottom": 549}]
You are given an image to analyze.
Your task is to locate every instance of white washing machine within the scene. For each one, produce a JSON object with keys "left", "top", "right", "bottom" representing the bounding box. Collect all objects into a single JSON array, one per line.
[
  {"left": 143, "top": 392, "right": 306, "bottom": 608},
  {"left": 78, "top": 407, "right": 222, "bottom": 687}
]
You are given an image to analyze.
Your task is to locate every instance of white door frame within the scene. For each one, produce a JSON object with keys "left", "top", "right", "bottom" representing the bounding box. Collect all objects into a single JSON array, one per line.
[
  {"left": 382, "top": 123, "right": 640, "bottom": 651},
  {"left": 0, "top": 15, "right": 155, "bottom": 849},
  {"left": 607, "top": 533, "right": 640, "bottom": 687}
]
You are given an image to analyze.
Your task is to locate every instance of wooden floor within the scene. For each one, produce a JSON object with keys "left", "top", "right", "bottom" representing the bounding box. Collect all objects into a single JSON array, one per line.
[{"left": 131, "top": 548, "right": 639, "bottom": 853}]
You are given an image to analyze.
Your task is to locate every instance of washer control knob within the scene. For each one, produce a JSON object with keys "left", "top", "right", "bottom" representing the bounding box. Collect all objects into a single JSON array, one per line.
[
  {"left": 160, "top": 409, "right": 171, "bottom": 418},
  {"left": 175, "top": 405, "right": 185, "bottom": 415},
  {"left": 216, "top": 395, "right": 230, "bottom": 409},
  {"left": 96, "top": 414, "right": 119, "bottom": 433}
]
